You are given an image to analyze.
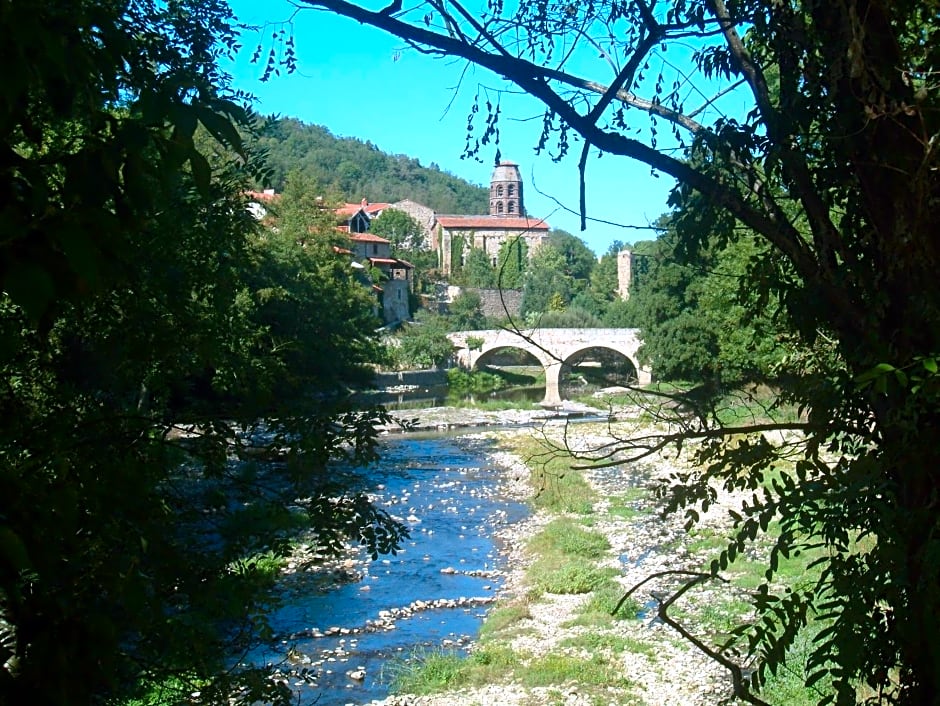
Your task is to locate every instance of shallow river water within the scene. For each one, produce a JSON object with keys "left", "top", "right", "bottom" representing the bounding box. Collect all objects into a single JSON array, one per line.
[{"left": 247, "top": 434, "right": 530, "bottom": 705}]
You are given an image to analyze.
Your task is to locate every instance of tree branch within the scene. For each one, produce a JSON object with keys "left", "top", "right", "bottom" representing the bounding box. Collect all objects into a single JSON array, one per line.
[
  {"left": 616, "top": 570, "right": 771, "bottom": 706},
  {"left": 296, "top": 0, "right": 868, "bottom": 339}
]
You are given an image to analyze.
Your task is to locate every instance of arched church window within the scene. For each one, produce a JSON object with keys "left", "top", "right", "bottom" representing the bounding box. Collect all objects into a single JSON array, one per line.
[
  {"left": 496, "top": 185, "right": 504, "bottom": 197},
  {"left": 508, "top": 184, "right": 515, "bottom": 196},
  {"left": 507, "top": 200, "right": 515, "bottom": 213},
  {"left": 497, "top": 201, "right": 504, "bottom": 213}
]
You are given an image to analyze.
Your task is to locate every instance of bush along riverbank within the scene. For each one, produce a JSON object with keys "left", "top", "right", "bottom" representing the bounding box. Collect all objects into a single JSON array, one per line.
[{"left": 372, "top": 415, "right": 827, "bottom": 706}]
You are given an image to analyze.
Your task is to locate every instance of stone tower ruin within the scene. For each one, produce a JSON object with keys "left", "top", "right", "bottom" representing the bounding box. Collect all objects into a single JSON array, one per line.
[{"left": 489, "top": 161, "right": 524, "bottom": 217}]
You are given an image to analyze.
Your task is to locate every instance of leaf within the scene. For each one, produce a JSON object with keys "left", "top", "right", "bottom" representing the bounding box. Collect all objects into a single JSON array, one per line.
[
  {"left": 197, "top": 104, "right": 244, "bottom": 156},
  {"left": 3, "top": 263, "right": 56, "bottom": 322},
  {"left": 893, "top": 368, "right": 908, "bottom": 388},
  {"left": 190, "top": 151, "right": 211, "bottom": 198},
  {"left": 0, "top": 527, "right": 31, "bottom": 572},
  {"left": 854, "top": 362, "right": 895, "bottom": 385}
]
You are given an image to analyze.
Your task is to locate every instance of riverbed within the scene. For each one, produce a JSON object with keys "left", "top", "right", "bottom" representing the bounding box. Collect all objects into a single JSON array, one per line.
[{"left": 247, "top": 434, "right": 531, "bottom": 705}]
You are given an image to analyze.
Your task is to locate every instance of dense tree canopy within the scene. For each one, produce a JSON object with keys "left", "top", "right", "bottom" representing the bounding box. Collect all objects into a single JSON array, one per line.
[
  {"left": 521, "top": 244, "right": 577, "bottom": 316},
  {"left": 252, "top": 118, "right": 488, "bottom": 213},
  {"left": 277, "top": 0, "right": 940, "bottom": 702},
  {"left": 0, "top": 2, "right": 405, "bottom": 704},
  {"left": 625, "top": 225, "right": 788, "bottom": 384}
]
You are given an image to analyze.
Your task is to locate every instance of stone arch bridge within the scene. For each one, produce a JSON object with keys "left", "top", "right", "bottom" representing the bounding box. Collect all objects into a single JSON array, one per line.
[{"left": 447, "top": 328, "right": 651, "bottom": 407}]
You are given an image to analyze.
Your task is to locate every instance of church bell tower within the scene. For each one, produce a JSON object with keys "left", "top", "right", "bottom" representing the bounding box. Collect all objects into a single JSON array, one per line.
[{"left": 489, "top": 161, "right": 524, "bottom": 217}]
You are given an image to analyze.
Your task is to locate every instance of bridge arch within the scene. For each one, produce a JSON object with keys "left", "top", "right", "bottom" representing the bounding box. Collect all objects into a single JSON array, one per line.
[
  {"left": 561, "top": 345, "right": 640, "bottom": 382},
  {"left": 474, "top": 344, "right": 552, "bottom": 370},
  {"left": 447, "top": 328, "right": 651, "bottom": 406}
]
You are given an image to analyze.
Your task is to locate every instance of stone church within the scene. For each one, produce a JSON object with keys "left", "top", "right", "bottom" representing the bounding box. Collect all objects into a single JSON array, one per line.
[
  {"left": 346, "top": 161, "right": 551, "bottom": 274},
  {"left": 433, "top": 161, "right": 550, "bottom": 274}
]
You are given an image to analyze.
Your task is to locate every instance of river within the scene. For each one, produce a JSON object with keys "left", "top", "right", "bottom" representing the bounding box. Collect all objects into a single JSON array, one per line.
[{"left": 246, "top": 433, "right": 530, "bottom": 705}]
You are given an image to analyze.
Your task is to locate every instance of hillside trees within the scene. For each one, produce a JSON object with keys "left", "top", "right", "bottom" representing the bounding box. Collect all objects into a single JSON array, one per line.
[
  {"left": 0, "top": 2, "right": 404, "bottom": 704},
  {"left": 278, "top": 0, "right": 940, "bottom": 702},
  {"left": 252, "top": 118, "right": 488, "bottom": 213}
]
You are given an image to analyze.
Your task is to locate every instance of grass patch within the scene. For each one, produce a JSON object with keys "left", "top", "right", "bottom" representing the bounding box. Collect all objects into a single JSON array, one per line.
[
  {"left": 605, "top": 489, "right": 649, "bottom": 519},
  {"left": 685, "top": 527, "right": 730, "bottom": 555},
  {"left": 521, "top": 653, "right": 631, "bottom": 689},
  {"left": 499, "top": 436, "right": 596, "bottom": 514},
  {"left": 559, "top": 632, "right": 654, "bottom": 659},
  {"left": 579, "top": 582, "right": 640, "bottom": 621},
  {"left": 388, "top": 644, "right": 521, "bottom": 695},
  {"left": 388, "top": 649, "right": 467, "bottom": 694},
  {"left": 478, "top": 602, "right": 530, "bottom": 638},
  {"left": 528, "top": 519, "right": 610, "bottom": 559},
  {"left": 529, "top": 558, "right": 618, "bottom": 595}
]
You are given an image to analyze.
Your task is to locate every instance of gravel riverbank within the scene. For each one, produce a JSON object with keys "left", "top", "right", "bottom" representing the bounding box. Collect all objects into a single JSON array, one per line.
[{"left": 365, "top": 408, "right": 755, "bottom": 706}]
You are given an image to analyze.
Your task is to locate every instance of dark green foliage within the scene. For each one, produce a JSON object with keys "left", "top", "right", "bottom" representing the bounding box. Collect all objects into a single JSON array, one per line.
[
  {"left": 522, "top": 244, "right": 576, "bottom": 316},
  {"left": 0, "top": 3, "right": 406, "bottom": 704},
  {"left": 547, "top": 230, "right": 596, "bottom": 287},
  {"left": 252, "top": 118, "right": 488, "bottom": 213},
  {"left": 448, "top": 291, "right": 486, "bottom": 330},
  {"left": 494, "top": 238, "right": 528, "bottom": 289},
  {"left": 446, "top": 368, "right": 506, "bottom": 395},
  {"left": 460, "top": 247, "right": 497, "bottom": 288},
  {"left": 392, "top": 311, "right": 455, "bottom": 368},
  {"left": 449, "top": 234, "right": 467, "bottom": 277},
  {"left": 627, "top": 226, "right": 789, "bottom": 385},
  {"left": 370, "top": 209, "right": 425, "bottom": 251}
]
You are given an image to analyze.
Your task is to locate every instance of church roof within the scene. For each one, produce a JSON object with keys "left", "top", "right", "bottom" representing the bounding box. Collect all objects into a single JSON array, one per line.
[
  {"left": 349, "top": 232, "right": 391, "bottom": 244},
  {"left": 335, "top": 200, "right": 391, "bottom": 217},
  {"left": 436, "top": 215, "right": 549, "bottom": 230}
]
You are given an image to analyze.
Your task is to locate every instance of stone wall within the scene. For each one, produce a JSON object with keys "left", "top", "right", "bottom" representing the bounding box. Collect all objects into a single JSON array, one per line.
[
  {"left": 468, "top": 288, "right": 523, "bottom": 320},
  {"left": 441, "top": 285, "right": 522, "bottom": 321},
  {"left": 390, "top": 200, "right": 437, "bottom": 249},
  {"left": 617, "top": 249, "right": 633, "bottom": 300}
]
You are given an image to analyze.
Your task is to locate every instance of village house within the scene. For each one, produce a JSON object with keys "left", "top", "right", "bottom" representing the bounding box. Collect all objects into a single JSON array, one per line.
[{"left": 244, "top": 159, "right": 549, "bottom": 322}]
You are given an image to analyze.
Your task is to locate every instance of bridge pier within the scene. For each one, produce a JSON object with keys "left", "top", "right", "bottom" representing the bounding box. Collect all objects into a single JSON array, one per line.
[{"left": 541, "top": 361, "right": 564, "bottom": 407}]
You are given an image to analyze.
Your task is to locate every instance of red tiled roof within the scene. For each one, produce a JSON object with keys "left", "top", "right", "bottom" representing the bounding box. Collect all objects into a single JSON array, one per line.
[
  {"left": 436, "top": 215, "right": 550, "bottom": 230},
  {"left": 349, "top": 232, "right": 391, "bottom": 244},
  {"left": 335, "top": 225, "right": 351, "bottom": 233},
  {"left": 335, "top": 201, "right": 392, "bottom": 217},
  {"left": 369, "top": 257, "right": 413, "bottom": 267}
]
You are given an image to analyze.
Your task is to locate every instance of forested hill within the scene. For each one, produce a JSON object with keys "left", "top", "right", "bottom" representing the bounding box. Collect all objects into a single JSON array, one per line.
[{"left": 253, "top": 118, "right": 489, "bottom": 214}]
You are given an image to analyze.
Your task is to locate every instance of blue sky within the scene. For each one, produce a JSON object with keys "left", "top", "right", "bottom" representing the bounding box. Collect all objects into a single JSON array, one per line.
[{"left": 224, "top": 0, "right": 680, "bottom": 254}]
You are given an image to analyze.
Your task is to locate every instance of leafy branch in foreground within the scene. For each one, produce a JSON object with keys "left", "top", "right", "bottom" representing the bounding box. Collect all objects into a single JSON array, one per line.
[
  {"left": 261, "top": 0, "right": 938, "bottom": 700},
  {"left": 0, "top": 2, "right": 408, "bottom": 704}
]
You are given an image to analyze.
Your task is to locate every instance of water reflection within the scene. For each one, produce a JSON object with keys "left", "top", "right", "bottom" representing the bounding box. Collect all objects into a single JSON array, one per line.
[{"left": 362, "top": 384, "right": 547, "bottom": 410}]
